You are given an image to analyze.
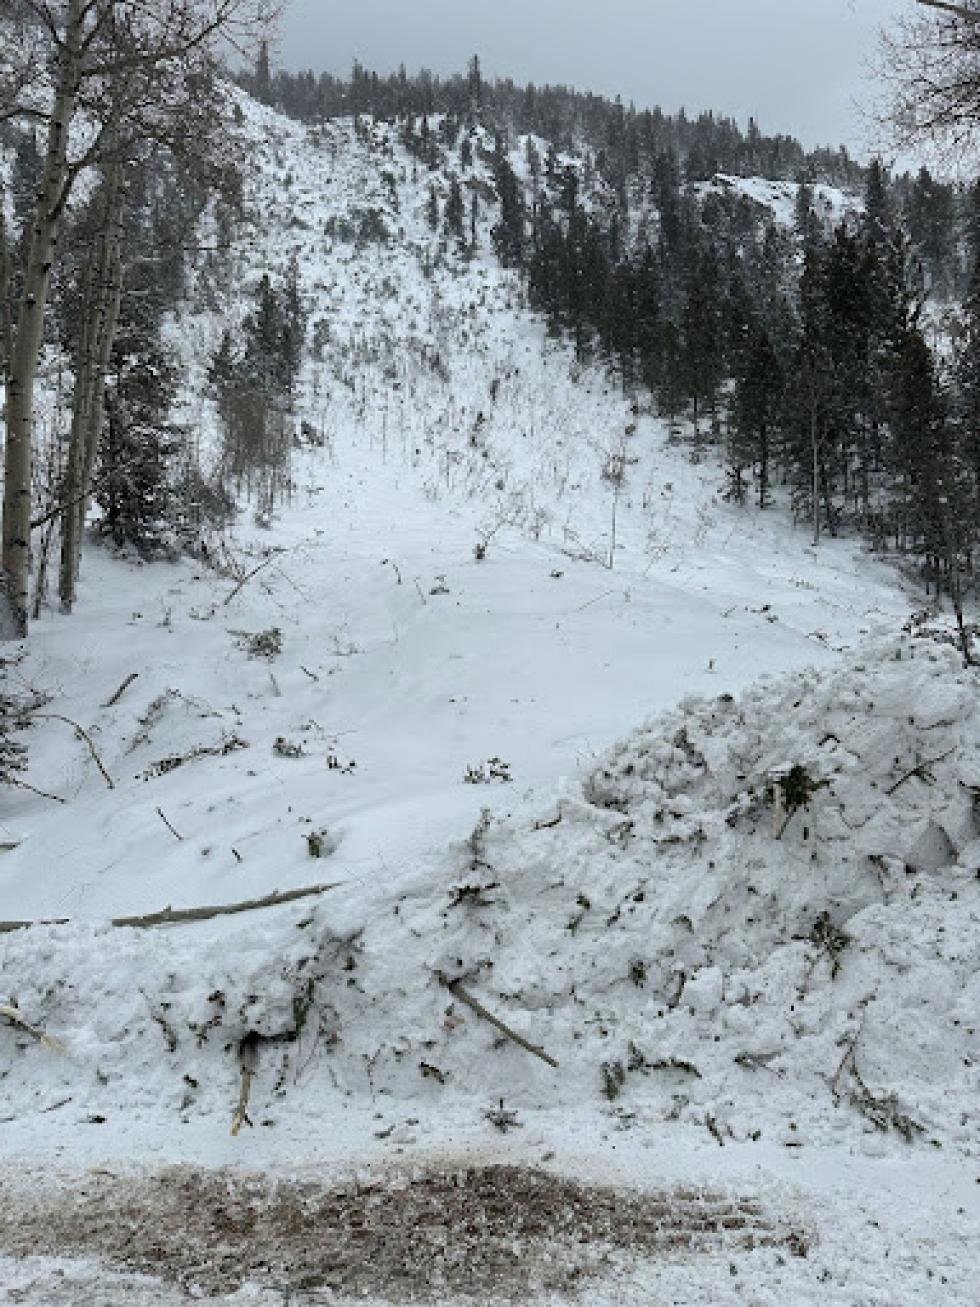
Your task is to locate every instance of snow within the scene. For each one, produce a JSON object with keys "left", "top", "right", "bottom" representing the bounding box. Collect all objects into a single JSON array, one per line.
[
  {"left": 695, "top": 174, "right": 860, "bottom": 228},
  {"left": 0, "top": 91, "right": 977, "bottom": 1304}
]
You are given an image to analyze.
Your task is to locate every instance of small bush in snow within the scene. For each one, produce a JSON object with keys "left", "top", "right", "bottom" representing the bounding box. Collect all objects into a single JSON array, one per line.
[
  {"left": 238, "top": 627, "right": 283, "bottom": 660},
  {"left": 463, "top": 757, "right": 512, "bottom": 784}
]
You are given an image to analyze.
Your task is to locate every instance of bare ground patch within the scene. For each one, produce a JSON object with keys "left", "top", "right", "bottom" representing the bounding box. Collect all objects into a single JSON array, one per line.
[{"left": 0, "top": 1163, "right": 807, "bottom": 1302}]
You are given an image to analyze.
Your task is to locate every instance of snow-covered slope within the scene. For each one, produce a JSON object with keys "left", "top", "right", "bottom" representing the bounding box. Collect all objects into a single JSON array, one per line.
[
  {"left": 695, "top": 173, "right": 859, "bottom": 228},
  {"left": 0, "top": 92, "right": 976, "bottom": 1305}
]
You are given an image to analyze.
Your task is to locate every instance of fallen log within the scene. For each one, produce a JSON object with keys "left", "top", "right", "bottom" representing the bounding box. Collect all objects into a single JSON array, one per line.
[{"left": 0, "top": 882, "right": 341, "bottom": 935}]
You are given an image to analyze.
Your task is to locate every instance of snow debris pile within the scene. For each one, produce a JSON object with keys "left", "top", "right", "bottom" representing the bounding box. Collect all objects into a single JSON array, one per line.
[
  {"left": 1, "top": 630, "right": 977, "bottom": 1156},
  {"left": 421, "top": 627, "right": 979, "bottom": 1151}
]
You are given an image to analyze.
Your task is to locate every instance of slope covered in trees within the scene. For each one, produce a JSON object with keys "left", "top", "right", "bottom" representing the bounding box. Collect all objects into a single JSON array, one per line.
[{"left": 241, "top": 56, "right": 980, "bottom": 649}]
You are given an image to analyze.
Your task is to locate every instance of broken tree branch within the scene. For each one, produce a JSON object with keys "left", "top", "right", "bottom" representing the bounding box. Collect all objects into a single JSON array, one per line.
[
  {"left": 34, "top": 713, "right": 114, "bottom": 789},
  {"left": 437, "top": 972, "right": 559, "bottom": 1068},
  {"left": 231, "top": 1067, "right": 254, "bottom": 1136},
  {"left": 111, "top": 883, "right": 343, "bottom": 928},
  {"left": 101, "top": 672, "right": 139, "bottom": 708},
  {"left": 885, "top": 747, "right": 956, "bottom": 796},
  {"left": 156, "top": 806, "right": 183, "bottom": 841},
  {"left": 232, "top": 1031, "right": 260, "bottom": 1135},
  {"left": 9, "top": 777, "right": 66, "bottom": 804},
  {"left": 0, "top": 1003, "right": 65, "bottom": 1053},
  {"left": 0, "top": 881, "right": 342, "bottom": 935},
  {"left": 223, "top": 554, "right": 279, "bottom": 606}
]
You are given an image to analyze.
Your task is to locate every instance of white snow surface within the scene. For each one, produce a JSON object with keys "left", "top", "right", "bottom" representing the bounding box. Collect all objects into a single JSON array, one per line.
[
  {"left": 0, "top": 93, "right": 977, "bottom": 1304},
  {"left": 695, "top": 174, "right": 859, "bottom": 229}
]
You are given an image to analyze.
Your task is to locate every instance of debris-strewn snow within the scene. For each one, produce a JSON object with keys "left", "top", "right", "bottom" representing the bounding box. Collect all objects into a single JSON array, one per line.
[
  {"left": 3, "top": 631, "right": 977, "bottom": 1144},
  {"left": 0, "top": 90, "right": 976, "bottom": 1304}
]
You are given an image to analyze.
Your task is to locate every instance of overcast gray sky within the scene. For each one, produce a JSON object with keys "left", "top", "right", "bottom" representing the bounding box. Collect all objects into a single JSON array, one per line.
[{"left": 278, "top": 1, "right": 908, "bottom": 161}]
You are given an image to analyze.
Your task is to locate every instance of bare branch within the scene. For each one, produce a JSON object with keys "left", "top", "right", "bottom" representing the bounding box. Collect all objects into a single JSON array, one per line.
[
  {"left": 916, "top": 0, "right": 980, "bottom": 19},
  {"left": 879, "top": 1, "right": 980, "bottom": 151},
  {"left": 33, "top": 713, "right": 115, "bottom": 789}
]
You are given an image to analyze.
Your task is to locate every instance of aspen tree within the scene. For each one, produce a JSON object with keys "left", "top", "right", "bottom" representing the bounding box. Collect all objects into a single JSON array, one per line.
[{"left": 0, "top": 0, "right": 279, "bottom": 635}]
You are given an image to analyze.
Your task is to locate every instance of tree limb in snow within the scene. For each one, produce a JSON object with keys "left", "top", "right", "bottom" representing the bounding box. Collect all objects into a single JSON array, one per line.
[
  {"left": 0, "top": 1003, "right": 65, "bottom": 1053},
  {"left": 34, "top": 713, "right": 115, "bottom": 789},
  {"left": 437, "top": 972, "right": 559, "bottom": 1069},
  {"left": 101, "top": 673, "right": 139, "bottom": 708},
  {"left": 0, "top": 882, "right": 341, "bottom": 935}
]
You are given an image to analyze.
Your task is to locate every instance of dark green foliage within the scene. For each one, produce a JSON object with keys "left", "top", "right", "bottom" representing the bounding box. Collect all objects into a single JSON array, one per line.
[
  {"left": 679, "top": 251, "right": 725, "bottom": 435},
  {"left": 905, "top": 167, "right": 956, "bottom": 300},
  {"left": 96, "top": 341, "right": 183, "bottom": 554},
  {"left": 769, "top": 763, "right": 826, "bottom": 814},
  {"left": 208, "top": 269, "right": 307, "bottom": 517},
  {"left": 254, "top": 39, "right": 272, "bottom": 104},
  {"left": 0, "top": 692, "right": 29, "bottom": 787},
  {"left": 864, "top": 157, "right": 892, "bottom": 248},
  {"left": 444, "top": 173, "right": 465, "bottom": 242},
  {"left": 730, "top": 322, "right": 782, "bottom": 506},
  {"left": 491, "top": 140, "right": 526, "bottom": 269},
  {"left": 236, "top": 262, "right": 307, "bottom": 401},
  {"left": 0, "top": 662, "right": 45, "bottom": 790}
]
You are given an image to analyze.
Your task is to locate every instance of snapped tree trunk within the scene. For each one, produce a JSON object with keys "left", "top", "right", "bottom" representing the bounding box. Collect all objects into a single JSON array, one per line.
[{"left": 2, "top": 0, "right": 84, "bottom": 637}]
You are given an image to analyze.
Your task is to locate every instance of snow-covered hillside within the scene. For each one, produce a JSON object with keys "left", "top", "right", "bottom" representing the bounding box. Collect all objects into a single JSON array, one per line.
[
  {"left": 0, "top": 92, "right": 976, "bottom": 1305},
  {"left": 694, "top": 173, "right": 859, "bottom": 228}
]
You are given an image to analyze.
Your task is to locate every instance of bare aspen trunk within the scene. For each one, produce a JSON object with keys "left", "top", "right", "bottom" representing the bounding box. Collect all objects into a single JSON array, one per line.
[
  {"left": 0, "top": 199, "right": 12, "bottom": 381},
  {"left": 2, "top": 0, "right": 84, "bottom": 636},
  {"left": 59, "top": 164, "right": 125, "bottom": 612},
  {"left": 59, "top": 251, "right": 100, "bottom": 610},
  {"left": 78, "top": 216, "right": 123, "bottom": 546},
  {"left": 811, "top": 405, "right": 820, "bottom": 547}
]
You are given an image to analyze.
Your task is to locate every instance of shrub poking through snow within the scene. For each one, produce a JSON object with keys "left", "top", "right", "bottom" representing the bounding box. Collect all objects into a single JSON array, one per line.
[
  {"left": 236, "top": 626, "right": 284, "bottom": 659},
  {"left": 463, "top": 756, "right": 512, "bottom": 784}
]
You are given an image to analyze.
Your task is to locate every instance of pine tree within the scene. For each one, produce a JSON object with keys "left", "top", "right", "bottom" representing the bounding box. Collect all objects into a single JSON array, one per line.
[
  {"left": 864, "top": 157, "right": 892, "bottom": 248},
  {"left": 467, "top": 54, "right": 483, "bottom": 116},
  {"left": 444, "top": 173, "right": 465, "bottom": 243},
  {"left": 97, "top": 340, "right": 182, "bottom": 554},
  {"left": 889, "top": 327, "right": 970, "bottom": 659},
  {"left": 255, "top": 39, "right": 272, "bottom": 104},
  {"left": 794, "top": 175, "right": 818, "bottom": 244},
  {"left": 953, "top": 251, "right": 980, "bottom": 510},
  {"left": 679, "top": 249, "right": 724, "bottom": 437},
  {"left": 245, "top": 273, "right": 284, "bottom": 389},
  {"left": 652, "top": 319, "right": 687, "bottom": 436},
  {"left": 905, "top": 167, "right": 955, "bottom": 300},
  {"left": 0, "top": 684, "right": 32, "bottom": 790},
  {"left": 731, "top": 322, "right": 783, "bottom": 507},
  {"left": 278, "top": 256, "right": 306, "bottom": 397},
  {"left": 491, "top": 142, "right": 526, "bottom": 269}
]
